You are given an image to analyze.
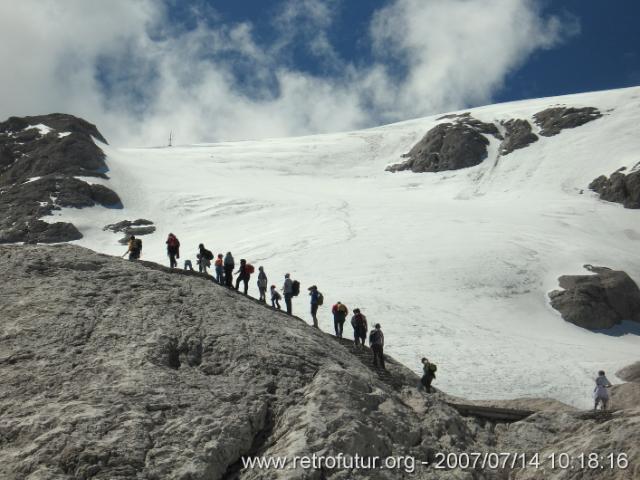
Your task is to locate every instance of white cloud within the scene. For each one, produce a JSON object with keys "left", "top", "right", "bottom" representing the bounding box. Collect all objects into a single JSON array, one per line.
[{"left": 0, "top": 0, "right": 578, "bottom": 145}]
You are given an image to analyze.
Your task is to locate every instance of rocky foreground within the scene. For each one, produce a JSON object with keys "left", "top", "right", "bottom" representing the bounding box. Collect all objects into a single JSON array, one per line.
[{"left": 0, "top": 245, "right": 639, "bottom": 480}]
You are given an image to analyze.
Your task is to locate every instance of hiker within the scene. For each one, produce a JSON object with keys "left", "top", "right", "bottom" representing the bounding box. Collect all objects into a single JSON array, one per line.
[
  {"left": 593, "top": 370, "right": 613, "bottom": 411},
  {"left": 282, "top": 273, "right": 293, "bottom": 315},
  {"left": 421, "top": 358, "right": 437, "bottom": 393},
  {"left": 369, "top": 323, "right": 385, "bottom": 369},
  {"left": 214, "top": 254, "right": 224, "bottom": 284},
  {"left": 308, "top": 285, "right": 322, "bottom": 328},
  {"left": 223, "top": 252, "right": 235, "bottom": 287},
  {"left": 331, "top": 301, "right": 348, "bottom": 338},
  {"left": 166, "top": 233, "right": 180, "bottom": 268},
  {"left": 351, "top": 308, "right": 367, "bottom": 350},
  {"left": 235, "top": 259, "right": 253, "bottom": 295},
  {"left": 184, "top": 259, "right": 193, "bottom": 271},
  {"left": 197, "top": 244, "right": 213, "bottom": 274},
  {"left": 123, "top": 235, "right": 142, "bottom": 261},
  {"left": 270, "top": 285, "right": 281, "bottom": 310},
  {"left": 257, "top": 267, "right": 268, "bottom": 302}
]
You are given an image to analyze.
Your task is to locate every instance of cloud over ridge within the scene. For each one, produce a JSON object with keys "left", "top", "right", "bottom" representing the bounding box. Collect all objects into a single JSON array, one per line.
[{"left": 0, "top": 0, "right": 578, "bottom": 145}]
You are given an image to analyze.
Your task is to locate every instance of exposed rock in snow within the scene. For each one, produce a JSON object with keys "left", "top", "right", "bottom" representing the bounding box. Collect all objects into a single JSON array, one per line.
[
  {"left": 499, "top": 119, "right": 538, "bottom": 155},
  {"left": 533, "top": 106, "right": 602, "bottom": 137},
  {"left": 549, "top": 265, "right": 640, "bottom": 329},
  {"left": 386, "top": 115, "right": 500, "bottom": 173},
  {"left": 1, "top": 244, "right": 639, "bottom": 479},
  {"left": 589, "top": 168, "right": 640, "bottom": 209},
  {"left": 104, "top": 219, "right": 156, "bottom": 244},
  {"left": 616, "top": 361, "right": 640, "bottom": 383},
  {"left": 0, "top": 114, "right": 120, "bottom": 244}
]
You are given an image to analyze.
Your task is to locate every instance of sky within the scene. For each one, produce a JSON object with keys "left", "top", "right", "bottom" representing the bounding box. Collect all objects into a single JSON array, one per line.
[{"left": 0, "top": 0, "right": 638, "bottom": 146}]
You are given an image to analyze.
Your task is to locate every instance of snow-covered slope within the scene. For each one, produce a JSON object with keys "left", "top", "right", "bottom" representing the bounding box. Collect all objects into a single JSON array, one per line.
[{"left": 53, "top": 87, "right": 640, "bottom": 408}]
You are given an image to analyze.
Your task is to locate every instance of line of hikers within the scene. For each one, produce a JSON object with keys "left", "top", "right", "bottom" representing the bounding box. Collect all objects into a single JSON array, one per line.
[{"left": 124, "top": 233, "right": 438, "bottom": 388}]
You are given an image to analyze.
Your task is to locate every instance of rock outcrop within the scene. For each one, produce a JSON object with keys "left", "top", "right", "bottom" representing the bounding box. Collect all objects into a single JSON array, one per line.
[
  {"left": 104, "top": 219, "right": 156, "bottom": 244},
  {"left": 549, "top": 265, "right": 640, "bottom": 329},
  {"left": 616, "top": 361, "right": 640, "bottom": 383},
  {"left": 499, "top": 119, "right": 538, "bottom": 155},
  {"left": 386, "top": 115, "right": 501, "bottom": 173},
  {"left": 0, "top": 114, "right": 121, "bottom": 243},
  {"left": 589, "top": 168, "right": 640, "bottom": 209},
  {"left": 1, "top": 245, "right": 639, "bottom": 479},
  {"left": 533, "top": 106, "right": 602, "bottom": 137}
]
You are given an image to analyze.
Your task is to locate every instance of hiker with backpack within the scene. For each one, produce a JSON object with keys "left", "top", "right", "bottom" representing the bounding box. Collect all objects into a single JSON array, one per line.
[
  {"left": 351, "top": 308, "right": 368, "bottom": 350},
  {"left": 223, "top": 252, "right": 235, "bottom": 287},
  {"left": 123, "top": 235, "right": 142, "bottom": 261},
  {"left": 235, "top": 259, "right": 254, "bottom": 295},
  {"left": 369, "top": 323, "right": 385, "bottom": 370},
  {"left": 270, "top": 285, "right": 281, "bottom": 310},
  {"left": 257, "top": 267, "right": 268, "bottom": 302},
  {"left": 593, "top": 370, "right": 613, "bottom": 411},
  {"left": 331, "top": 301, "right": 349, "bottom": 338},
  {"left": 166, "top": 233, "right": 180, "bottom": 268},
  {"left": 308, "top": 285, "right": 323, "bottom": 328},
  {"left": 214, "top": 254, "right": 224, "bottom": 284},
  {"left": 421, "top": 358, "right": 437, "bottom": 393},
  {"left": 198, "top": 244, "right": 214, "bottom": 274},
  {"left": 282, "top": 273, "right": 294, "bottom": 315}
]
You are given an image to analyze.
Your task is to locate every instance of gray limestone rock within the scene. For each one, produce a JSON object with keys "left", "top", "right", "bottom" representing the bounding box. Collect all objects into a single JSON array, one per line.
[
  {"left": 589, "top": 169, "right": 640, "bottom": 209},
  {"left": 499, "top": 119, "right": 538, "bottom": 155},
  {"left": 533, "top": 106, "right": 602, "bottom": 137},
  {"left": 549, "top": 265, "right": 640, "bottom": 329}
]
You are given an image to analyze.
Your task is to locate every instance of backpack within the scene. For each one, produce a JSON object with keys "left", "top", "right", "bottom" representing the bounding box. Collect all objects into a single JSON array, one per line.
[
  {"left": 167, "top": 236, "right": 179, "bottom": 248},
  {"left": 203, "top": 249, "right": 214, "bottom": 261},
  {"left": 316, "top": 292, "right": 324, "bottom": 306},
  {"left": 354, "top": 313, "right": 366, "bottom": 329},
  {"left": 369, "top": 329, "right": 382, "bottom": 345},
  {"left": 291, "top": 280, "right": 300, "bottom": 296},
  {"left": 134, "top": 238, "right": 142, "bottom": 252},
  {"left": 428, "top": 363, "right": 437, "bottom": 373},
  {"left": 245, "top": 264, "right": 255, "bottom": 274}
]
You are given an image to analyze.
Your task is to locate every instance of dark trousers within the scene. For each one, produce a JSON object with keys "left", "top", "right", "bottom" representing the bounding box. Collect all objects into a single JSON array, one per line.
[
  {"left": 421, "top": 374, "right": 434, "bottom": 393},
  {"left": 372, "top": 344, "right": 385, "bottom": 369},
  {"left": 272, "top": 297, "right": 281, "bottom": 309},
  {"left": 169, "top": 253, "right": 177, "bottom": 268},
  {"left": 224, "top": 266, "right": 233, "bottom": 287},
  {"left": 259, "top": 287, "right": 267, "bottom": 302},
  {"left": 334, "top": 319, "right": 344, "bottom": 338},
  {"left": 236, "top": 275, "right": 249, "bottom": 294},
  {"left": 284, "top": 293, "right": 292, "bottom": 315}
]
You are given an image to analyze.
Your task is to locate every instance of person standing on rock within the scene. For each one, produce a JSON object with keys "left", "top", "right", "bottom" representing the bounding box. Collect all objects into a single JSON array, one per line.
[
  {"left": 282, "top": 273, "right": 294, "bottom": 315},
  {"left": 123, "top": 235, "right": 142, "bottom": 261},
  {"left": 270, "top": 285, "right": 281, "bottom": 310},
  {"left": 198, "top": 244, "right": 213, "bottom": 274},
  {"left": 166, "top": 233, "right": 180, "bottom": 268},
  {"left": 223, "top": 252, "right": 235, "bottom": 287},
  {"left": 351, "top": 308, "right": 367, "bottom": 350},
  {"left": 308, "top": 285, "right": 321, "bottom": 328},
  {"left": 331, "top": 301, "right": 348, "bottom": 338},
  {"left": 369, "top": 323, "right": 385, "bottom": 370},
  {"left": 214, "top": 254, "right": 224, "bottom": 284},
  {"left": 257, "top": 267, "right": 268, "bottom": 302},
  {"left": 593, "top": 370, "right": 612, "bottom": 411},
  {"left": 235, "top": 259, "right": 252, "bottom": 295},
  {"left": 421, "top": 358, "right": 437, "bottom": 393}
]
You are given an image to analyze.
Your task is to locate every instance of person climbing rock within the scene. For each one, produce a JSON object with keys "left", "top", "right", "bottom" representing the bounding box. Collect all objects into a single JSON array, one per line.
[
  {"left": 351, "top": 308, "right": 367, "bottom": 350},
  {"left": 308, "top": 285, "right": 321, "bottom": 328},
  {"left": 198, "top": 244, "right": 213, "bottom": 274},
  {"left": 594, "top": 370, "right": 612, "bottom": 411},
  {"left": 166, "top": 233, "right": 180, "bottom": 268},
  {"left": 123, "top": 235, "right": 142, "bottom": 261},
  {"left": 421, "top": 357, "right": 437, "bottom": 393},
  {"left": 214, "top": 254, "right": 224, "bottom": 284},
  {"left": 270, "top": 285, "right": 281, "bottom": 310},
  {"left": 235, "top": 259, "right": 252, "bottom": 295},
  {"left": 369, "top": 323, "right": 385, "bottom": 369},
  {"left": 331, "top": 301, "right": 348, "bottom": 338},
  {"left": 257, "top": 266, "right": 268, "bottom": 302},
  {"left": 184, "top": 259, "right": 193, "bottom": 271},
  {"left": 223, "top": 252, "right": 235, "bottom": 287},
  {"left": 282, "top": 273, "right": 293, "bottom": 315}
]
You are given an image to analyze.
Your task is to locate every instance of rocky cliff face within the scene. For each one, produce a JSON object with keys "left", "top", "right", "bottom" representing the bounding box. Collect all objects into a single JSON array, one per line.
[
  {"left": 589, "top": 168, "right": 640, "bottom": 209},
  {"left": 1, "top": 245, "right": 638, "bottom": 479},
  {"left": 0, "top": 114, "right": 121, "bottom": 243}
]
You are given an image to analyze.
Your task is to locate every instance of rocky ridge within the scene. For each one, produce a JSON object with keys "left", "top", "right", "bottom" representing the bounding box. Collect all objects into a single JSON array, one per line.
[
  {"left": 589, "top": 167, "right": 640, "bottom": 209},
  {"left": 0, "top": 244, "right": 638, "bottom": 479},
  {"left": 0, "top": 114, "right": 121, "bottom": 243}
]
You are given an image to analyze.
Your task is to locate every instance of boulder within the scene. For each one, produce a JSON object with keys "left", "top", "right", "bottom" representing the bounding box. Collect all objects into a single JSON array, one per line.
[
  {"left": 589, "top": 169, "right": 640, "bottom": 209},
  {"left": 610, "top": 382, "right": 640, "bottom": 410},
  {"left": 499, "top": 119, "right": 538, "bottom": 155},
  {"left": 386, "top": 115, "right": 501, "bottom": 173},
  {"left": 549, "top": 265, "right": 640, "bottom": 329},
  {"left": 616, "top": 361, "right": 640, "bottom": 383},
  {"left": 533, "top": 106, "right": 602, "bottom": 137}
]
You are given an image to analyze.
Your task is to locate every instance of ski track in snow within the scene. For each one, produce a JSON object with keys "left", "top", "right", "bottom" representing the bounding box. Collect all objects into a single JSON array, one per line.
[{"left": 49, "top": 87, "right": 640, "bottom": 408}]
